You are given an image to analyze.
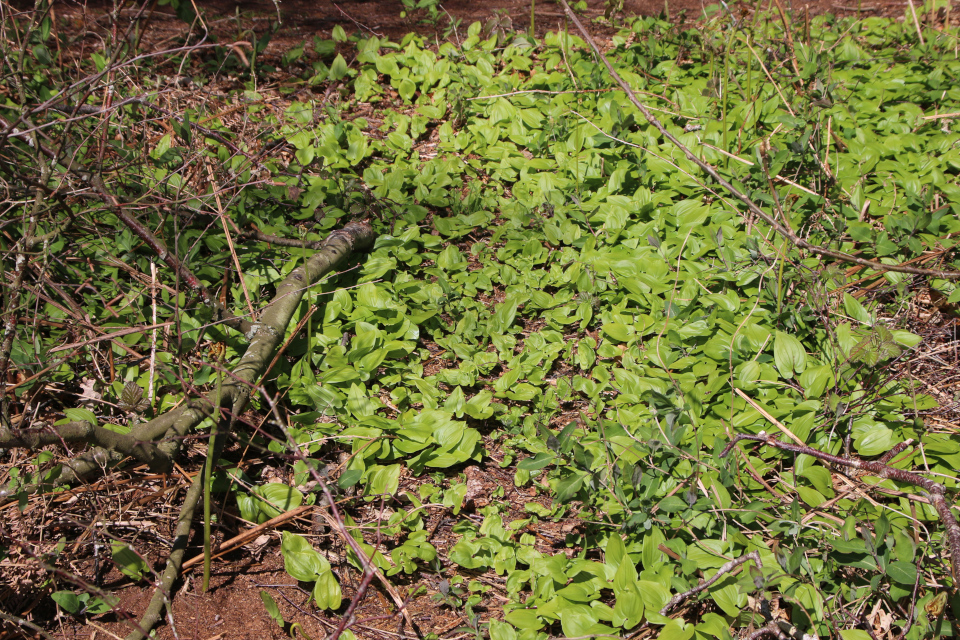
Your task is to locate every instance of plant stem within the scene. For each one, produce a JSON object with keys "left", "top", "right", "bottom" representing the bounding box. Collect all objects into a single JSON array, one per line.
[{"left": 202, "top": 353, "right": 224, "bottom": 593}]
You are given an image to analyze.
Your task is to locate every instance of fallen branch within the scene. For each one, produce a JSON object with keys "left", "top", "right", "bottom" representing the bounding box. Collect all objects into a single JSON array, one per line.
[
  {"left": 746, "top": 622, "right": 788, "bottom": 640},
  {"left": 555, "top": 0, "right": 960, "bottom": 280},
  {"left": 124, "top": 456, "right": 207, "bottom": 640},
  {"left": 660, "top": 551, "right": 762, "bottom": 615},
  {"left": 1, "top": 221, "right": 375, "bottom": 493},
  {"left": 0, "top": 420, "right": 171, "bottom": 470},
  {"left": 720, "top": 433, "right": 960, "bottom": 582},
  {"left": 122, "top": 222, "right": 374, "bottom": 639}
]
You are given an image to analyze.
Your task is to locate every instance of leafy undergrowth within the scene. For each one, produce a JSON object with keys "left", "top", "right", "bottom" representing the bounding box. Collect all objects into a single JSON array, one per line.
[{"left": 4, "top": 2, "right": 960, "bottom": 639}]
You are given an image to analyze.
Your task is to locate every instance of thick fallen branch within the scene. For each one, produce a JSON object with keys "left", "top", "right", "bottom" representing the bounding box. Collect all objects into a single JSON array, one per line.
[
  {"left": 0, "top": 420, "right": 171, "bottom": 470},
  {"left": 118, "top": 221, "right": 375, "bottom": 640},
  {"left": 1, "top": 221, "right": 375, "bottom": 493},
  {"left": 721, "top": 433, "right": 960, "bottom": 582},
  {"left": 555, "top": 0, "right": 960, "bottom": 280},
  {"left": 124, "top": 457, "right": 208, "bottom": 640}
]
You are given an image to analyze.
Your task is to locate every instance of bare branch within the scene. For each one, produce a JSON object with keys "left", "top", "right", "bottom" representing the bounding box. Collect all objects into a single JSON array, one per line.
[
  {"left": 721, "top": 433, "right": 960, "bottom": 581},
  {"left": 660, "top": 551, "right": 762, "bottom": 615}
]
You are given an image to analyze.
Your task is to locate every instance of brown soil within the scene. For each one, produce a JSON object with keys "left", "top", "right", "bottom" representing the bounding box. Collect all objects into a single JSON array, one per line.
[{"left": 50, "top": 0, "right": 914, "bottom": 66}]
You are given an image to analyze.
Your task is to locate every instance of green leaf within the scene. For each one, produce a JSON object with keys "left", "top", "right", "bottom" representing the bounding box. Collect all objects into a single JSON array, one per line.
[
  {"left": 329, "top": 54, "right": 348, "bottom": 80},
  {"left": 774, "top": 331, "right": 807, "bottom": 378},
  {"left": 603, "top": 322, "right": 632, "bottom": 342},
  {"left": 843, "top": 293, "right": 873, "bottom": 325},
  {"left": 710, "top": 584, "right": 742, "bottom": 617},
  {"left": 152, "top": 133, "right": 171, "bottom": 159},
  {"left": 696, "top": 613, "right": 732, "bottom": 639},
  {"left": 281, "top": 532, "right": 328, "bottom": 581},
  {"left": 613, "top": 590, "right": 644, "bottom": 629},
  {"left": 489, "top": 619, "right": 518, "bottom": 640},
  {"left": 504, "top": 608, "right": 543, "bottom": 630},
  {"left": 111, "top": 543, "right": 148, "bottom": 581},
  {"left": 637, "top": 580, "right": 671, "bottom": 620},
  {"left": 260, "top": 590, "right": 284, "bottom": 627},
  {"left": 800, "top": 465, "right": 834, "bottom": 495},
  {"left": 657, "top": 496, "right": 688, "bottom": 513},
  {"left": 463, "top": 389, "right": 495, "bottom": 419},
  {"left": 854, "top": 423, "right": 895, "bottom": 456},
  {"left": 338, "top": 469, "right": 363, "bottom": 489},
  {"left": 555, "top": 472, "right": 584, "bottom": 502},
  {"left": 63, "top": 408, "right": 98, "bottom": 426},
  {"left": 606, "top": 534, "right": 627, "bottom": 569},
  {"left": 51, "top": 591, "right": 81, "bottom": 613},
  {"left": 659, "top": 619, "right": 695, "bottom": 640},
  {"left": 885, "top": 560, "right": 918, "bottom": 585},
  {"left": 559, "top": 604, "right": 605, "bottom": 638},
  {"left": 798, "top": 365, "right": 834, "bottom": 397},
  {"left": 313, "top": 570, "right": 342, "bottom": 610},
  {"left": 365, "top": 464, "right": 402, "bottom": 497},
  {"left": 256, "top": 483, "right": 304, "bottom": 521},
  {"left": 517, "top": 452, "right": 555, "bottom": 471}
]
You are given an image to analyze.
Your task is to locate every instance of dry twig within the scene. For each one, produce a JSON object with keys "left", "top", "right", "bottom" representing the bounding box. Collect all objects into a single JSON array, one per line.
[{"left": 721, "top": 433, "right": 960, "bottom": 582}]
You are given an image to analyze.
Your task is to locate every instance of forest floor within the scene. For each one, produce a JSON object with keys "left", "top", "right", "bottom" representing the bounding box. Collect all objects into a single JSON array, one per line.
[{"left": 2, "top": 1, "right": 948, "bottom": 639}]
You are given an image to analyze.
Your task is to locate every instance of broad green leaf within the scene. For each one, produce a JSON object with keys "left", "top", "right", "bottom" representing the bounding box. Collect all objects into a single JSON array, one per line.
[
  {"left": 774, "top": 331, "right": 807, "bottom": 378},
  {"left": 504, "top": 608, "right": 543, "bottom": 630},
  {"left": 281, "top": 532, "right": 327, "bottom": 581},
  {"left": 256, "top": 483, "right": 303, "bottom": 521},
  {"left": 51, "top": 591, "right": 81, "bottom": 613},
  {"left": 710, "top": 584, "right": 742, "bottom": 617},
  {"left": 660, "top": 619, "right": 695, "bottom": 640},
  {"left": 843, "top": 293, "right": 873, "bottom": 325},
  {"left": 63, "top": 408, "right": 98, "bottom": 426},
  {"left": 885, "top": 560, "right": 918, "bottom": 585},
  {"left": 489, "top": 619, "right": 518, "bottom": 640},
  {"left": 313, "top": 570, "right": 342, "bottom": 610},
  {"left": 111, "top": 543, "right": 148, "bottom": 581}
]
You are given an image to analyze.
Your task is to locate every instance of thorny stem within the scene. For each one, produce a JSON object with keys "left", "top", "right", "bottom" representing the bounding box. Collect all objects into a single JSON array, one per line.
[
  {"left": 328, "top": 562, "right": 378, "bottom": 640},
  {"left": 721, "top": 433, "right": 960, "bottom": 582}
]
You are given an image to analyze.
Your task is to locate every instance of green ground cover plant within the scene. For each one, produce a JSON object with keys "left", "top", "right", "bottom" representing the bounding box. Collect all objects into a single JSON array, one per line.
[{"left": 3, "top": 1, "right": 960, "bottom": 638}]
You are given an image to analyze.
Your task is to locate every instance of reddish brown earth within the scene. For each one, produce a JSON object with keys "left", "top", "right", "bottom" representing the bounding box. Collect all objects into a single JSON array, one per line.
[{"left": 50, "top": 0, "right": 914, "bottom": 61}]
